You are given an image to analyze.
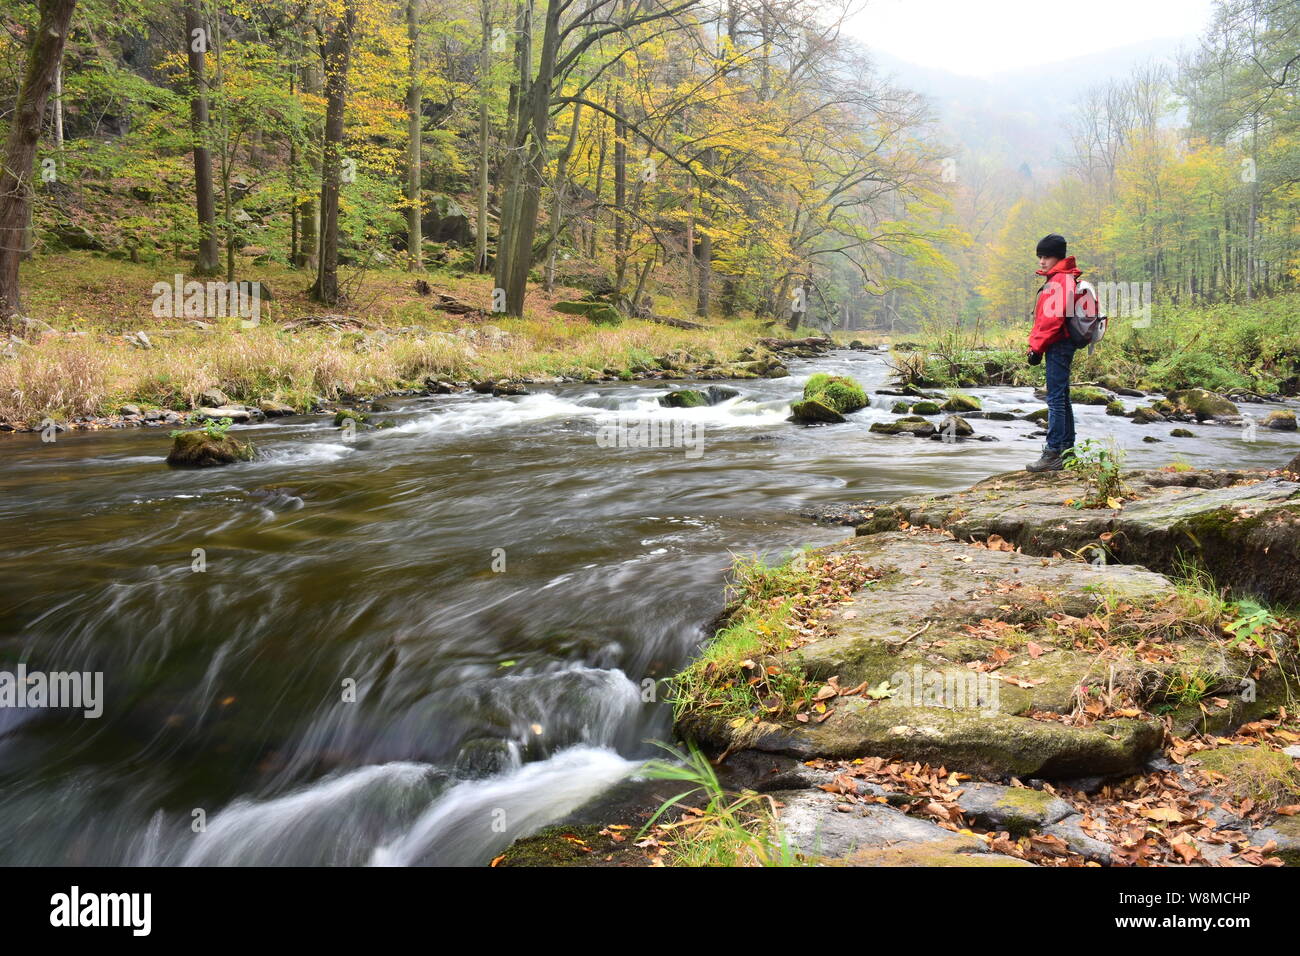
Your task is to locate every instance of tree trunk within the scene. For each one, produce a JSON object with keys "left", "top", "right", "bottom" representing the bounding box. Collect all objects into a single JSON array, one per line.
[
  {"left": 474, "top": 0, "right": 491, "bottom": 273},
  {"left": 495, "top": 0, "right": 556, "bottom": 318},
  {"left": 695, "top": 226, "right": 711, "bottom": 318},
  {"left": 0, "top": 0, "right": 77, "bottom": 328},
  {"left": 184, "top": 1, "right": 220, "bottom": 275},
  {"left": 311, "top": 2, "right": 357, "bottom": 305},
  {"left": 296, "top": 58, "right": 321, "bottom": 270},
  {"left": 544, "top": 103, "right": 581, "bottom": 292},
  {"left": 405, "top": 0, "right": 422, "bottom": 271}
]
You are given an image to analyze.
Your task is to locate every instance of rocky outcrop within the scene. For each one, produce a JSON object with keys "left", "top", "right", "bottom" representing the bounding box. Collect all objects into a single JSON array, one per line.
[{"left": 854, "top": 469, "right": 1300, "bottom": 605}]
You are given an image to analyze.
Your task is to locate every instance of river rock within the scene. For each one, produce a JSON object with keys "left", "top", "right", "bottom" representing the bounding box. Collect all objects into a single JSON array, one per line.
[
  {"left": 790, "top": 398, "right": 845, "bottom": 423},
  {"left": 955, "top": 783, "right": 1072, "bottom": 836},
  {"left": 1264, "top": 409, "right": 1297, "bottom": 431},
  {"left": 939, "top": 414, "right": 974, "bottom": 437},
  {"left": 194, "top": 405, "right": 255, "bottom": 423},
  {"left": 870, "top": 416, "right": 935, "bottom": 437},
  {"left": 1165, "top": 388, "right": 1239, "bottom": 421},
  {"left": 258, "top": 399, "right": 295, "bottom": 416},
  {"left": 678, "top": 530, "right": 1181, "bottom": 777},
  {"left": 199, "top": 388, "right": 231, "bottom": 408},
  {"left": 166, "top": 431, "right": 254, "bottom": 467},
  {"left": 1131, "top": 405, "right": 1166, "bottom": 424},
  {"left": 660, "top": 388, "right": 708, "bottom": 408},
  {"left": 940, "top": 394, "right": 981, "bottom": 412},
  {"left": 120, "top": 404, "right": 142, "bottom": 417},
  {"left": 1043, "top": 813, "right": 1114, "bottom": 863},
  {"left": 706, "top": 385, "right": 740, "bottom": 405},
  {"left": 770, "top": 789, "right": 1031, "bottom": 866},
  {"left": 1170, "top": 428, "right": 1193, "bottom": 437}
]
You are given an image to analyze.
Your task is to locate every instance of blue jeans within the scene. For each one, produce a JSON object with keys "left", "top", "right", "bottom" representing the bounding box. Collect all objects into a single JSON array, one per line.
[{"left": 1045, "top": 340, "right": 1077, "bottom": 452}]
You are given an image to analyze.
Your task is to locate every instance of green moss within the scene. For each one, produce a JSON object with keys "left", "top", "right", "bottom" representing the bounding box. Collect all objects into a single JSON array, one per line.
[
  {"left": 911, "top": 400, "right": 942, "bottom": 415},
  {"left": 554, "top": 300, "right": 623, "bottom": 325},
  {"left": 494, "top": 824, "right": 621, "bottom": 867},
  {"left": 1166, "top": 388, "right": 1239, "bottom": 421},
  {"left": 1195, "top": 745, "right": 1300, "bottom": 808},
  {"left": 1105, "top": 400, "right": 1126, "bottom": 416},
  {"left": 1071, "top": 386, "right": 1112, "bottom": 406},
  {"left": 803, "top": 373, "right": 867, "bottom": 414},
  {"left": 838, "top": 836, "right": 1032, "bottom": 867},
  {"left": 165, "top": 430, "right": 254, "bottom": 467},
  {"left": 333, "top": 409, "right": 369, "bottom": 426},
  {"left": 891, "top": 400, "right": 912, "bottom": 414},
  {"left": 660, "top": 389, "right": 707, "bottom": 408},
  {"left": 790, "top": 398, "right": 845, "bottom": 423},
  {"left": 940, "top": 391, "right": 981, "bottom": 412},
  {"left": 1265, "top": 410, "right": 1297, "bottom": 431}
]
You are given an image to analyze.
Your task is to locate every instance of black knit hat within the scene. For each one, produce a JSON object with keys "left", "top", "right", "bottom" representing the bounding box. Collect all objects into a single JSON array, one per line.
[{"left": 1036, "top": 234, "right": 1067, "bottom": 258}]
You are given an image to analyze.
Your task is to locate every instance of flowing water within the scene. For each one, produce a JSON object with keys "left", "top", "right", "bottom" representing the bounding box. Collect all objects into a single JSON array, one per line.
[{"left": 1, "top": 351, "right": 1296, "bottom": 865}]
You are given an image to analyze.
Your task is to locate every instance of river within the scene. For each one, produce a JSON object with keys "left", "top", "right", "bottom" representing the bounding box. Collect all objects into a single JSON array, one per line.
[{"left": 1, "top": 350, "right": 1295, "bottom": 865}]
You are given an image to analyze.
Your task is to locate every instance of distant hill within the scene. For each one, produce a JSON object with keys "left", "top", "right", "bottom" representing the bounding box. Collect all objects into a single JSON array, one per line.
[{"left": 865, "top": 36, "right": 1195, "bottom": 174}]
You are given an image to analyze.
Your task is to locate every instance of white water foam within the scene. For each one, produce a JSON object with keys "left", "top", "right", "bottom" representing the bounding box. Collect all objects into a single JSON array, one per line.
[{"left": 370, "top": 745, "right": 639, "bottom": 866}]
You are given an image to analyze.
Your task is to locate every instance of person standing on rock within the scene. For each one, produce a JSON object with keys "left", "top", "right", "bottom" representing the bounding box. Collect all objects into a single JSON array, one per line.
[{"left": 1025, "top": 234, "right": 1082, "bottom": 473}]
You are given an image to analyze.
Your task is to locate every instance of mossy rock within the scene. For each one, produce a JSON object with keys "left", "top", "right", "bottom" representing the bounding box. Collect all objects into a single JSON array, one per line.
[
  {"left": 1071, "top": 386, "right": 1113, "bottom": 406},
  {"left": 870, "top": 416, "right": 936, "bottom": 437},
  {"left": 1024, "top": 408, "right": 1050, "bottom": 424},
  {"left": 166, "top": 431, "right": 254, "bottom": 468},
  {"left": 911, "top": 400, "right": 942, "bottom": 415},
  {"left": 554, "top": 300, "right": 623, "bottom": 325},
  {"left": 1194, "top": 745, "right": 1300, "bottom": 807},
  {"left": 1166, "top": 388, "right": 1239, "bottom": 421},
  {"left": 659, "top": 389, "right": 708, "bottom": 408},
  {"left": 1105, "top": 400, "right": 1126, "bottom": 416},
  {"left": 1264, "top": 410, "right": 1297, "bottom": 431},
  {"left": 493, "top": 824, "right": 637, "bottom": 867},
  {"left": 955, "top": 782, "right": 1072, "bottom": 837},
  {"left": 1170, "top": 428, "right": 1194, "bottom": 438},
  {"left": 939, "top": 414, "right": 975, "bottom": 437},
  {"left": 791, "top": 398, "right": 846, "bottom": 424},
  {"left": 891, "top": 400, "right": 912, "bottom": 414},
  {"left": 940, "top": 393, "right": 981, "bottom": 412},
  {"left": 1131, "top": 405, "right": 1166, "bottom": 424},
  {"left": 333, "top": 409, "right": 369, "bottom": 427},
  {"left": 838, "top": 837, "right": 1035, "bottom": 867},
  {"left": 803, "top": 373, "right": 867, "bottom": 414}
]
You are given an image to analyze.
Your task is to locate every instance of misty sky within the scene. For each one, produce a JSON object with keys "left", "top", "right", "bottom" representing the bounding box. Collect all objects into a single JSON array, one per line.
[{"left": 847, "top": 0, "right": 1219, "bottom": 76}]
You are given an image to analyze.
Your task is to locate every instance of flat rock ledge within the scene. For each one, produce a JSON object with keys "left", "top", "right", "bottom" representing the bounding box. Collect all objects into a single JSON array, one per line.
[
  {"left": 852, "top": 468, "right": 1300, "bottom": 605},
  {"left": 501, "top": 468, "right": 1300, "bottom": 867}
]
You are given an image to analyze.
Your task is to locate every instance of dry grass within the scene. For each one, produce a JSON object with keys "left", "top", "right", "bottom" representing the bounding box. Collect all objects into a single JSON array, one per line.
[{"left": 1, "top": 253, "right": 772, "bottom": 424}]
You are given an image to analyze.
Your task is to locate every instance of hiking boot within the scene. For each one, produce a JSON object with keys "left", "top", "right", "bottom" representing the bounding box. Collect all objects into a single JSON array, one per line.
[{"left": 1025, "top": 448, "right": 1064, "bottom": 473}]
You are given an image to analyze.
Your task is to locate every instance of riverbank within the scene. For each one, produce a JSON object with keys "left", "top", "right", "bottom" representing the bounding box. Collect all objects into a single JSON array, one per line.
[
  {"left": 894, "top": 293, "right": 1300, "bottom": 398},
  {"left": 1, "top": 253, "right": 870, "bottom": 431},
  {"left": 498, "top": 462, "right": 1300, "bottom": 867}
]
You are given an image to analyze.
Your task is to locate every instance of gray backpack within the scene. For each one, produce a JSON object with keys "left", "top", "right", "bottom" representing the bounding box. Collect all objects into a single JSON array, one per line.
[{"left": 1066, "top": 278, "right": 1107, "bottom": 349}]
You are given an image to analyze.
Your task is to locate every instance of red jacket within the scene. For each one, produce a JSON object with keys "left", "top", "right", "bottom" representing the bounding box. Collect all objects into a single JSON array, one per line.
[{"left": 1029, "top": 256, "right": 1082, "bottom": 353}]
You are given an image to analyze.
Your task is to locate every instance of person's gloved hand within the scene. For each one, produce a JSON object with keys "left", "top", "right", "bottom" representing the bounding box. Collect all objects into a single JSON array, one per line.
[{"left": 1027, "top": 350, "right": 1043, "bottom": 366}]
